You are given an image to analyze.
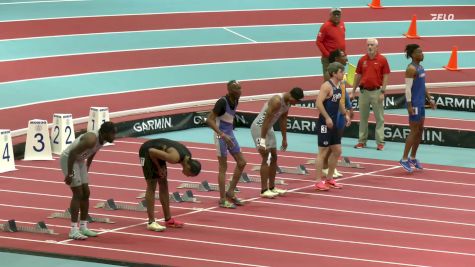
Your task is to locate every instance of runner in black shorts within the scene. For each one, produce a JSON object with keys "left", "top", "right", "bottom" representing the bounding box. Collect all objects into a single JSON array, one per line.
[
  {"left": 139, "top": 138, "right": 201, "bottom": 232},
  {"left": 315, "top": 62, "right": 349, "bottom": 191}
]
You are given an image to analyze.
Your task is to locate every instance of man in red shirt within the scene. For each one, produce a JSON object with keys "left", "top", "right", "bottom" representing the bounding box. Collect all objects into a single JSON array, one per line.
[
  {"left": 353, "top": 38, "right": 390, "bottom": 151},
  {"left": 316, "top": 8, "right": 346, "bottom": 81}
]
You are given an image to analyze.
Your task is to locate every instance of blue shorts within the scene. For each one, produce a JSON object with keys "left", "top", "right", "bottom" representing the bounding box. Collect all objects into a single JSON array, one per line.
[
  {"left": 409, "top": 106, "right": 425, "bottom": 122},
  {"left": 215, "top": 134, "right": 241, "bottom": 157},
  {"left": 317, "top": 123, "right": 341, "bottom": 147}
]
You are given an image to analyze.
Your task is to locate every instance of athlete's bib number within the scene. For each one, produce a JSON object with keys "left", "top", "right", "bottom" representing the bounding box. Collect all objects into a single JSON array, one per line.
[{"left": 321, "top": 125, "right": 327, "bottom": 133}]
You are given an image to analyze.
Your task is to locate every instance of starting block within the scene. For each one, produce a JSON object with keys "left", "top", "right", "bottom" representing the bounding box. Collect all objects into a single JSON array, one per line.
[
  {"left": 95, "top": 199, "right": 147, "bottom": 212},
  {"left": 177, "top": 180, "right": 239, "bottom": 192},
  {"left": 338, "top": 157, "right": 363, "bottom": 168},
  {"left": 169, "top": 190, "right": 200, "bottom": 203},
  {"left": 305, "top": 157, "right": 364, "bottom": 169},
  {"left": 48, "top": 208, "right": 114, "bottom": 224},
  {"left": 177, "top": 180, "right": 215, "bottom": 192},
  {"left": 0, "top": 219, "right": 57, "bottom": 235},
  {"left": 251, "top": 164, "right": 308, "bottom": 175},
  {"left": 238, "top": 172, "right": 287, "bottom": 185}
]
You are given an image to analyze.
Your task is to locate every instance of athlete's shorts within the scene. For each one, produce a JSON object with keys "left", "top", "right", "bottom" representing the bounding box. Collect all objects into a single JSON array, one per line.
[
  {"left": 409, "top": 106, "right": 425, "bottom": 122},
  {"left": 140, "top": 156, "right": 167, "bottom": 180},
  {"left": 317, "top": 123, "right": 341, "bottom": 147},
  {"left": 250, "top": 123, "right": 277, "bottom": 149},
  {"left": 215, "top": 133, "right": 241, "bottom": 157},
  {"left": 60, "top": 155, "right": 88, "bottom": 187}
]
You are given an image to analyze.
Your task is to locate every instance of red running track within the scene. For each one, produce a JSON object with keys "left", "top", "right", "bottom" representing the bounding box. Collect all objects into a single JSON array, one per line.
[
  {"left": 2, "top": 36, "right": 474, "bottom": 83},
  {"left": 1, "top": 6, "right": 474, "bottom": 40},
  {"left": 1, "top": 139, "right": 475, "bottom": 267}
]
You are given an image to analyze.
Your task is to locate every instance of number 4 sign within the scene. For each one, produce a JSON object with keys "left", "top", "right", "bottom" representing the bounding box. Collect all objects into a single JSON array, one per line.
[
  {"left": 51, "top": 114, "right": 75, "bottom": 155},
  {"left": 24, "top": 119, "right": 53, "bottom": 161},
  {"left": 0, "top": 130, "right": 16, "bottom": 173}
]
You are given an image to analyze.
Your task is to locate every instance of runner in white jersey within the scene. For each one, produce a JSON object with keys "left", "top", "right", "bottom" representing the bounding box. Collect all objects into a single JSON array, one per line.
[
  {"left": 250, "top": 87, "right": 304, "bottom": 198},
  {"left": 60, "top": 121, "right": 116, "bottom": 240}
]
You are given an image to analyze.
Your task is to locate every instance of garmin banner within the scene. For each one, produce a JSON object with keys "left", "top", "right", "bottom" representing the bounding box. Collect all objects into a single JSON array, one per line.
[
  {"left": 111, "top": 110, "right": 474, "bottom": 148},
  {"left": 295, "top": 93, "right": 475, "bottom": 112}
]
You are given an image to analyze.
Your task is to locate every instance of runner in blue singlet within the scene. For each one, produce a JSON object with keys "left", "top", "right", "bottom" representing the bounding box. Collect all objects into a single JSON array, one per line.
[{"left": 399, "top": 44, "right": 436, "bottom": 172}]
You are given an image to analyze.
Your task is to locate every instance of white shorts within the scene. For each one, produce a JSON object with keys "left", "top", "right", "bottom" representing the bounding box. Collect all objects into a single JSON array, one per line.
[
  {"left": 60, "top": 155, "right": 88, "bottom": 187},
  {"left": 250, "top": 123, "right": 277, "bottom": 149}
]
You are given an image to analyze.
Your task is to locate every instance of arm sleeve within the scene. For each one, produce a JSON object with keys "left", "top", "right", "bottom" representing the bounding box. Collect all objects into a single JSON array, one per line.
[
  {"left": 212, "top": 98, "right": 226, "bottom": 116},
  {"left": 405, "top": 78, "right": 413, "bottom": 102}
]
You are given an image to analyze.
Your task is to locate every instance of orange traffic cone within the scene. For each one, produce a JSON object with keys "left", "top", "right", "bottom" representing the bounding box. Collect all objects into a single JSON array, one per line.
[
  {"left": 404, "top": 15, "right": 420, "bottom": 39},
  {"left": 444, "top": 46, "right": 459, "bottom": 71},
  {"left": 368, "top": 0, "right": 383, "bottom": 8}
]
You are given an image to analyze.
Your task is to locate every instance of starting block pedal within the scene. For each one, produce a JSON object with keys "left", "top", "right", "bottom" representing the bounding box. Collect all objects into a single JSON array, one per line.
[
  {"left": 177, "top": 180, "right": 214, "bottom": 192},
  {"left": 95, "top": 199, "right": 147, "bottom": 212},
  {"left": 136, "top": 192, "right": 161, "bottom": 199},
  {"left": 170, "top": 192, "right": 184, "bottom": 202},
  {"left": 338, "top": 157, "right": 363, "bottom": 169},
  {"left": 48, "top": 209, "right": 114, "bottom": 224},
  {"left": 182, "top": 190, "right": 199, "bottom": 202},
  {"left": 177, "top": 180, "right": 239, "bottom": 192},
  {"left": 237, "top": 172, "right": 287, "bottom": 185},
  {"left": 0, "top": 219, "right": 58, "bottom": 235},
  {"left": 169, "top": 190, "right": 200, "bottom": 203},
  {"left": 306, "top": 157, "right": 364, "bottom": 169},
  {"left": 251, "top": 164, "right": 308, "bottom": 175}
]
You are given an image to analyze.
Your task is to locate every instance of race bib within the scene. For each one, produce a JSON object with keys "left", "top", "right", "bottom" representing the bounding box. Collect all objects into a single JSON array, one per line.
[{"left": 321, "top": 125, "right": 327, "bottom": 133}]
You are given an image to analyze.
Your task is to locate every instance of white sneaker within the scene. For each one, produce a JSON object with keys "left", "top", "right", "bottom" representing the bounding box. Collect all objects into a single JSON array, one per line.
[
  {"left": 260, "top": 190, "right": 278, "bottom": 199},
  {"left": 80, "top": 228, "right": 98, "bottom": 237},
  {"left": 270, "top": 187, "right": 287, "bottom": 196},
  {"left": 69, "top": 228, "right": 88, "bottom": 240},
  {"left": 333, "top": 168, "right": 343, "bottom": 178},
  {"left": 147, "top": 221, "right": 166, "bottom": 232}
]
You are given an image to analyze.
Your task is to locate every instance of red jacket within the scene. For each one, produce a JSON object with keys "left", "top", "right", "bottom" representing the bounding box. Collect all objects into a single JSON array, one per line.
[{"left": 316, "top": 20, "right": 346, "bottom": 58}]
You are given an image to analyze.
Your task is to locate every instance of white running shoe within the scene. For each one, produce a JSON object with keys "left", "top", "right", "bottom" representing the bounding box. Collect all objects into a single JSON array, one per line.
[
  {"left": 260, "top": 190, "right": 278, "bottom": 199},
  {"left": 69, "top": 228, "right": 88, "bottom": 240},
  {"left": 80, "top": 228, "right": 98, "bottom": 237},
  {"left": 147, "top": 221, "right": 166, "bottom": 232},
  {"left": 270, "top": 187, "right": 287, "bottom": 196},
  {"left": 333, "top": 168, "right": 343, "bottom": 178}
]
